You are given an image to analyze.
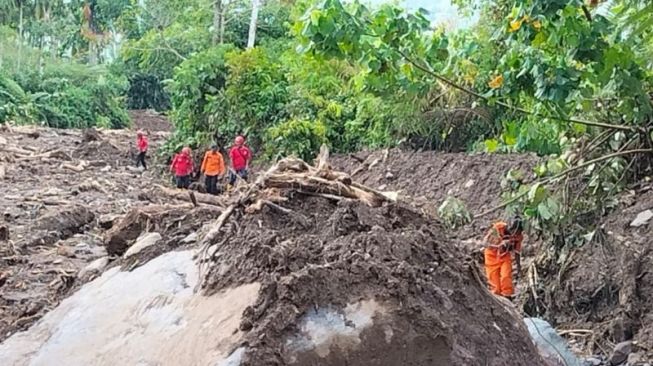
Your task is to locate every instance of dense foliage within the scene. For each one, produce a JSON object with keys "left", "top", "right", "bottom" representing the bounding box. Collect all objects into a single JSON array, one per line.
[{"left": 0, "top": 27, "right": 128, "bottom": 128}]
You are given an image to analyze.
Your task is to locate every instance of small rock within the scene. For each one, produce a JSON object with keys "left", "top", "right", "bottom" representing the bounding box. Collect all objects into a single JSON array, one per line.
[
  {"left": 583, "top": 357, "right": 602, "bottom": 366},
  {"left": 56, "top": 246, "right": 76, "bottom": 258},
  {"left": 100, "top": 166, "right": 112, "bottom": 172},
  {"left": 464, "top": 179, "right": 475, "bottom": 188},
  {"left": 630, "top": 210, "right": 653, "bottom": 227},
  {"left": 124, "top": 232, "right": 162, "bottom": 258},
  {"left": 98, "top": 214, "right": 117, "bottom": 230},
  {"left": 79, "top": 257, "right": 109, "bottom": 278},
  {"left": 0, "top": 225, "right": 8, "bottom": 241},
  {"left": 182, "top": 232, "right": 198, "bottom": 244},
  {"left": 378, "top": 184, "right": 387, "bottom": 190},
  {"left": 609, "top": 340, "right": 632, "bottom": 365},
  {"left": 385, "top": 171, "right": 394, "bottom": 180},
  {"left": 240, "top": 319, "right": 253, "bottom": 331}
]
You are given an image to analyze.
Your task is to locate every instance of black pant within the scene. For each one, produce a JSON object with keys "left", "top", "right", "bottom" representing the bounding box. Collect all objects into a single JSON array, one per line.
[
  {"left": 136, "top": 151, "right": 147, "bottom": 169},
  {"left": 176, "top": 175, "right": 190, "bottom": 189},
  {"left": 229, "top": 169, "right": 248, "bottom": 185},
  {"left": 205, "top": 175, "right": 219, "bottom": 195}
]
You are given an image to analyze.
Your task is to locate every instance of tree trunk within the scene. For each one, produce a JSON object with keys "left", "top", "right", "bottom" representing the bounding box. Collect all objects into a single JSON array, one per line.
[
  {"left": 219, "top": 0, "right": 226, "bottom": 44},
  {"left": 18, "top": 2, "right": 23, "bottom": 40},
  {"left": 17, "top": 1, "right": 23, "bottom": 71},
  {"left": 246, "top": 0, "right": 259, "bottom": 49},
  {"left": 212, "top": 0, "right": 223, "bottom": 45}
]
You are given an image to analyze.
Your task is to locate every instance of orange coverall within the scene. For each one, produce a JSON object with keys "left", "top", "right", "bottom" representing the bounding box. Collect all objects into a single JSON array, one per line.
[{"left": 484, "top": 221, "right": 523, "bottom": 297}]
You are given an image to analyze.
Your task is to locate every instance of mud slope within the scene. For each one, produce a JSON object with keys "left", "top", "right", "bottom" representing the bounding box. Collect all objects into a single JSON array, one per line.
[
  {"left": 331, "top": 149, "right": 540, "bottom": 235},
  {"left": 202, "top": 195, "right": 547, "bottom": 366},
  {"left": 536, "top": 186, "right": 653, "bottom": 362}
]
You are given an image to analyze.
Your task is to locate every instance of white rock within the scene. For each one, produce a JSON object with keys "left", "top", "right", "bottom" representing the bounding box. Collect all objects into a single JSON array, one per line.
[
  {"left": 464, "top": 179, "right": 475, "bottom": 188},
  {"left": 182, "top": 232, "right": 198, "bottom": 244},
  {"left": 124, "top": 232, "right": 162, "bottom": 258},
  {"left": 630, "top": 210, "right": 653, "bottom": 227},
  {"left": 100, "top": 165, "right": 112, "bottom": 172},
  {"left": 79, "top": 257, "right": 109, "bottom": 278},
  {"left": 0, "top": 251, "right": 260, "bottom": 366}
]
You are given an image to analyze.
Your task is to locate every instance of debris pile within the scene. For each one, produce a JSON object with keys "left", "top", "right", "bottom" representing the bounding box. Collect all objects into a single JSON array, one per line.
[
  {"left": 191, "top": 147, "right": 546, "bottom": 365},
  {"left": 0, "top": 124, "right": 171, "bottom": 340}
]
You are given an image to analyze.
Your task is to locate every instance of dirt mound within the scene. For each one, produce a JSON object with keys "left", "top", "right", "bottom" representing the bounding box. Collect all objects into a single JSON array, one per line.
[
  {"left": 199, "top": 196, "right": 543, "bottom": 365},
  {"left": 128, "top": 109, "right": 172, "bottom": 132},
  {"left": 331, "top": 149, "right": 540, "bottom": 235},
  {"left": 190, "top": 152, "right": 546, "bottom": 366},
  {"left": 73, "top": 138, "right": 126, "bottom": 164}
]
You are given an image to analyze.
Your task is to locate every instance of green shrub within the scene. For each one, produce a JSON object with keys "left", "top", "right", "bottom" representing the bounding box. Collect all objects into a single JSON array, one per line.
[
  {"left": 266, "top": 118, "right": 328, "bottom": 161},
  {"left": 0, "top": 39, "right": 129, "bottom": 128}
]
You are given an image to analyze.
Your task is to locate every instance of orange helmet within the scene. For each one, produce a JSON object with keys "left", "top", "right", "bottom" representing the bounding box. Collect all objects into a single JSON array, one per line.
[
  {"left": 234, "top": 135, "right": 245, "bottom": 145},
  {"left": 182, "top": 146, "right": 191, "bottom": 155}
]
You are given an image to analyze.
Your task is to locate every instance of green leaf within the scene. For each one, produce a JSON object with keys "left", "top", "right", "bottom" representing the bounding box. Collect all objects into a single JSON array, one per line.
[
  {"left": 534, "top": 163, "right": 547, "bottom": 177},
  {"left": 484, "top": 138, "right": 499, "bottom": 152},
  {"left": 528, "top": 183, "right": 547, "bottom": 204},
  {"left": 537, "top": 202, "right": 552, "bottom": 220},
  {"left": 310, "top": 10, "right": 322, "bottom": 26}
]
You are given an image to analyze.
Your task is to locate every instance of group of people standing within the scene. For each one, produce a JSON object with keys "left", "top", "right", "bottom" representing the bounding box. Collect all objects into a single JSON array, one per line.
[
  {"left": 135, "top": 131, "right": 252, "bottom": 194},
  {"left": 137, "top": 130, "right": 527, "bottom": 301}
]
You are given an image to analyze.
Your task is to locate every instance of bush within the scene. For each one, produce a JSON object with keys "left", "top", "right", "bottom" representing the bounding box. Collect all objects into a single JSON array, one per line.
[
  {"left": 438, "top": 196, "right": 472, "bottom": 229},
  {"left": 265, "top": 118, "right": 328, "bottom": 160},
  {"left": 0, "top": 36, "right": 129, "bottom": 128}
]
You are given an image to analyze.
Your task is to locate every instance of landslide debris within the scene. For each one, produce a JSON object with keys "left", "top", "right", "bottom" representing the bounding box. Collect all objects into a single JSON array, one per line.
[
  {"left": 195, "top": 148, "right": 546, "bottom": 366},
  {"left": 331, "top": 148, "right": 540, "bottom": 233},
  {"left": 0, "top": 121, "right": 171, "bottom": 341},
  {"left": 527, "top": 187, "right": 653, "bottom": 362}
]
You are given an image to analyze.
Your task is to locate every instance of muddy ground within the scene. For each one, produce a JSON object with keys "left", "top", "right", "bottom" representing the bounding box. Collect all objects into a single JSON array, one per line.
[
  {"left": 1, "top": 118, "right": 651, "bottom": 364},
  {"left": 331, "top": 149, "right": 541, "bottom": 238},
  {"left": 200, "top": 195, "right": 545, "bottom": 365},
  {"left": 332, "top": 149, "right": 653, "bottom": 364},
  {"left": 0, "top": 118, "right": 172, "bottom": 340}
]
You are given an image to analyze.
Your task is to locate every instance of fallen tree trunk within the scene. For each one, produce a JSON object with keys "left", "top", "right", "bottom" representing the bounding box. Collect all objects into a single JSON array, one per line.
[
  {"left": 263, "top": 172, "right": 394, "bottom": 207},
  {"left": 158, "top": 186, "right": 228, "bottom": 207}
]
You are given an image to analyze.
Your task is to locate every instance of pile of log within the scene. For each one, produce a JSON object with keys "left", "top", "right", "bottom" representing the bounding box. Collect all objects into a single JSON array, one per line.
[{"left": 183, "top": 145, "right": 399, "bottom": 290}]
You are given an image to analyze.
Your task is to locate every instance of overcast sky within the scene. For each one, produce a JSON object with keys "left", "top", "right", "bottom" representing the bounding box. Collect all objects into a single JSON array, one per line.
[{"left": 366, "top": 0, "right": 477, "bottom": 29}]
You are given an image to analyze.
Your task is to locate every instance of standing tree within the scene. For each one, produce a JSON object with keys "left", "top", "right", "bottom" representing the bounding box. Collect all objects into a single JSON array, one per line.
[
  {"left": 246, "top": 0, "right": 259, "bottom": 48},
  {"left": 213, "top": 0, "right": 223, "bottom": 44}
]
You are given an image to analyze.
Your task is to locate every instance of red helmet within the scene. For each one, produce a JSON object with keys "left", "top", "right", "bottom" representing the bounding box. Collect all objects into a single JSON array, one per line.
[{"left": 234, "top": 135, "right": 245, "bottom": 145}]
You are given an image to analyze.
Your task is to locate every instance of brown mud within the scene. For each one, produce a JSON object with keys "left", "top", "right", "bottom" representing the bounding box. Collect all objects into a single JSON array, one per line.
[
  {"left": 331, "top": 148, "right": 541, "bottom": 236},
  {"left": 201, "top": 195, "right": 546, "bottom": 365},
  {"left": 2, "top": 117, "right": 651, "bottom": 365},
  {"left": 527, "top": 187, "right": 653, "bottom": 363}
]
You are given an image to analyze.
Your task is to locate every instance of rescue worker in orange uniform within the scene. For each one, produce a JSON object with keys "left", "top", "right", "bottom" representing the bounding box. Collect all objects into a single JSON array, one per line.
[
  {"left": 483, "top": 216, "right": 524, "bottom": 300},
  {"left": 200, "top": 144, "right": 226, "bottom": 195}
]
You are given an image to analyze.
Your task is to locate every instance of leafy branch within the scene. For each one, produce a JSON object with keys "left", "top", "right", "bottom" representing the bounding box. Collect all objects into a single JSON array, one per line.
[
  {"left": 396, "top": 50, "right": 637, "bottom": 133},
  {"left": 475, "top": 148, "right": 653, "bottom": 218}
]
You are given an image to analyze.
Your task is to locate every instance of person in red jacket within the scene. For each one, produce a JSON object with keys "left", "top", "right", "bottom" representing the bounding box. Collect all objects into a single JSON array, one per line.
[
  {"left": 170, "top": 146, "right": 194, "bottom": 189},
  {"left": 136, "top": 130, "right": 148, "bottom": 170},
  {"left": 228, "top": 135, "right": 251, "bottom": 186}
]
